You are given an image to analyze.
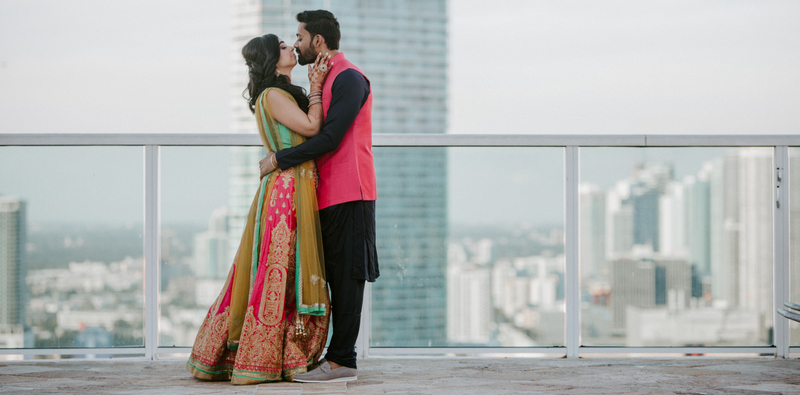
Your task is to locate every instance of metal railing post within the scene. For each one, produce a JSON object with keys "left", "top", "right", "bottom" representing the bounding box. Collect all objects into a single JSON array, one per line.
[
  {"left": 565, "top": 146, "right": 580, "bottom": 358},
  {"left": 774, "top": 146, "right": 790, "bottom": 357},
  {"left": 357, "top": 282, "right": 372, "bottom": 359},
  {"left": 144, "top": 145, "right": 161, "bottom": 360}
]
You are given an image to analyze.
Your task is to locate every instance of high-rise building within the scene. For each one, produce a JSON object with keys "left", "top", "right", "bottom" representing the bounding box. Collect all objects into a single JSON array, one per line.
[
  {"left": 193, "top": 206, "right": 230, "bottom": 279},
  {"left": 629, "top": 163, "right": 673, "bottom": 253},
  {"left": 789, "top": 150, "right": 800, "bottom": 343},
  {"left": 706, "top": 157, "right": 726, "bottom": 304},
  {"left": 0, "top": 196, "right": 26, "bottom": 334},
  {"left": 683, "top": 169, "right": 711, "bottom": 274},
  {"left": 447, "top": 262, "right": 491, "bottom": 345},
  {"left": 735, "top": 148, "right": 773, "bottom": 339},
  {"left": 580, "top": 184, "right": 606, "bottom": 279},
  {"left": 658, "top": 180, "right": 686, "bottom": 257},
  {"left": 228, "top": 0, "right": 448, "bottom": 346},
  {"left": 610, "top": 256, "right": 691, "bottom": 328}
]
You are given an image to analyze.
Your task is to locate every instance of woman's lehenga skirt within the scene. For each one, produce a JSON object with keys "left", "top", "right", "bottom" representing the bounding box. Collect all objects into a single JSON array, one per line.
[{"left": 186, "top": 169, "right": 329, "bottom": 384}]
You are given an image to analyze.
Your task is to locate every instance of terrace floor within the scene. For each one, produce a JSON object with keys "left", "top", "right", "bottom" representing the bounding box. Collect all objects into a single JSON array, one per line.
[{"left": 1, "top": 356, "right": 799, "bottom": 394}]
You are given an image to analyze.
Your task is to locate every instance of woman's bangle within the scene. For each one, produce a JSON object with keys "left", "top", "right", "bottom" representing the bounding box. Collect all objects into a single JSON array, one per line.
[
  {"left": 309, "top": 98, "right": 323, "bottom": 106},
  {"left": 271, "top": 154, "right": 280, "bottom": 171}
]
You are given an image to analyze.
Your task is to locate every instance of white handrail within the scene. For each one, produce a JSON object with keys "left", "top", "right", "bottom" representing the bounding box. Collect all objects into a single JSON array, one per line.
[{"left": 2, "top": 133, "right": 800, "bottom": 147}]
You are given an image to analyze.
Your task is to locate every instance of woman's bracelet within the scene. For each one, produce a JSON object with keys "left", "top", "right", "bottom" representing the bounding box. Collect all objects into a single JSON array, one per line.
[
  {"left": 309, "top": 98, "right": 323, "bottom": 106},
  {"left": 271, "top": 154, "right": 280, "bottom": 171},
  {"left": 308, "top": 90, "right": 322, "bottom": 99}
]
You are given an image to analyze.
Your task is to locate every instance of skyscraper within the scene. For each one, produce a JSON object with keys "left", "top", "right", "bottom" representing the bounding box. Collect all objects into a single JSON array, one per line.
[
  {"left": 193, "top": 206, "right": 230, "bottom": 279},
  {"left": 228, "top": 0, "right": 448, "bottom": 346},
  {"left": 658, "top": 180, "right": 686, "bottom": 257},
  {"left": 735, "top": 148, "right": 773, "bottom": 336},
  {"left": 0, "top": 196, "right": 26, "bottom": 331},
  {"left": 683, "top": 171, "right": 711, "bottom": 274},
  {"left": 580, "top": 183, "right": 606, "bottom": 279},
  {"left": 789, "top": 150, "right": 800, "bottom": 343}
]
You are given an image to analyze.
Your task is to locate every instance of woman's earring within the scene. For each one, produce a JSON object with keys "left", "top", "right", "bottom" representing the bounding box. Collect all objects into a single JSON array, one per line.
[{"left": 275, "top": 71, "right": 281, "bottom": 77}]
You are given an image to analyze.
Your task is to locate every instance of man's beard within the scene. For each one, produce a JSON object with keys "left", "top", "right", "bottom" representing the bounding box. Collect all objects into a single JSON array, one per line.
[{"left": 296, "top": 46, "right": 316, "bottom": 66}]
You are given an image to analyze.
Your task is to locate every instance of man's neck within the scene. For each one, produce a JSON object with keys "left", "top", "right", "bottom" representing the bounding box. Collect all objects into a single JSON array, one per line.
[{"left": 316, "top": 46, "right": 339, "bottom": 59}]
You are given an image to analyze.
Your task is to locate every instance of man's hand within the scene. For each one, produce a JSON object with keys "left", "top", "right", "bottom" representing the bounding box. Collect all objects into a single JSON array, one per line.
[{"left": 259, "top": 152, "right": 278, "bottom": 179}]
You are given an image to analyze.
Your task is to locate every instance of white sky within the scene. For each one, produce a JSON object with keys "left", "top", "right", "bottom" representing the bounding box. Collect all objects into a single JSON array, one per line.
[
  {"left": 1, "top": 0, "right": 798, "bottom": 136},
  {"left": 449, "top": 0, "right": 800, "bottom": 135}
]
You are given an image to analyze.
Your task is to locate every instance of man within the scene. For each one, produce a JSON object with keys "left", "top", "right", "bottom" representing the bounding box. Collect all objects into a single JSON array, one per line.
[{"left": 259, "top": 9, "right": 379, "bottom": 383}]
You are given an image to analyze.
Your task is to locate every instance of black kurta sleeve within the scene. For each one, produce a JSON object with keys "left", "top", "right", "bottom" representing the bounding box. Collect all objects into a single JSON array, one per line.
[{"left": 274, "top": 69, "right": 370, "bottom": 169}]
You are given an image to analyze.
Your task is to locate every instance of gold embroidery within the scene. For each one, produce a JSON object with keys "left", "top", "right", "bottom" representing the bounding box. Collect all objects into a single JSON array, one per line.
[
  {"left": 261, "top": 266, "right": 286, "bottom": 326},
  {"left": 281, "top": 172, "right": 292, "bottom": 189},
  {"left": 234, "top": 306, "right": 280, "bottom": 381},
  {"left": 187, "top": 305, "right": 232, "bottom": 379},
  {"left": 259, "top": 218, "right": 291, "bottom": 326}
]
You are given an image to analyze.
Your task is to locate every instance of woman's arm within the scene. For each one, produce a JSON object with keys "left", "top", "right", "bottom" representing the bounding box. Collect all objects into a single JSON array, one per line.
[
  {"left": 267, "top": 90, "right": 323, "bottom": 137},
  {"left": 267, "top": 52, "right": 331, "bottom": 137}
]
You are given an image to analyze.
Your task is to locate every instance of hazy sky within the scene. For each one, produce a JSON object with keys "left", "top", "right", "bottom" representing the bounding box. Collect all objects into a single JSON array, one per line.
[
  {"left": 2, "top": 0, "right": 798, "bottom": 136},
  {"left": 449, "top": 0, "right": 800, "bottom": 136},
  {"left": 1, "top": 1, "right": 799, "bottom": 225}
]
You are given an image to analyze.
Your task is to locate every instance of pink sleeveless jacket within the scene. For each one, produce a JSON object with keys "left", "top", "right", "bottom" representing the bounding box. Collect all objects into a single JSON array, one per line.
[{"left": 316, "top": 52, "right": 377, "bottom": 209}]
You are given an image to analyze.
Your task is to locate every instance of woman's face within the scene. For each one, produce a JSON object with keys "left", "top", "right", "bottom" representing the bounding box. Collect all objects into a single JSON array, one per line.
[{"left": 276, "top": 40, "right": 297, "bottom": 70}]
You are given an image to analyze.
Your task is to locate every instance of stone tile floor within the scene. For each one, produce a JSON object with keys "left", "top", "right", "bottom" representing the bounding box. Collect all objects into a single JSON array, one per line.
[{"left": 0, "top": 357, "right": 799, "bottom": 394}]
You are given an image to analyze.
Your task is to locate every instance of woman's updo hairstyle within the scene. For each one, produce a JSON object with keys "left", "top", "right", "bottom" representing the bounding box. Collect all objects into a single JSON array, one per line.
[{"left": 242, "top": 34, "right": 309, "bottom": 114}]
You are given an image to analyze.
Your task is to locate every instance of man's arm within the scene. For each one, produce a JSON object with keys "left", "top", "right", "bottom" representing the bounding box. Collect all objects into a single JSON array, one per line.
[{"left": 274, "top": 69, "right": 370, "bottom": 170}]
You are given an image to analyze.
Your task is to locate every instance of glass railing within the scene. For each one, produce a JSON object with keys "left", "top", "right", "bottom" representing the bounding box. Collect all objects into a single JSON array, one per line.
[
  {"left": 1, "top": 133, "right": 798, "bottom": 359},
  {"left": 0, "top": 146, "right": 144, "bottom": 355},
  {"left": 581, "top": 147, "right": 773, "bottom": 347}
]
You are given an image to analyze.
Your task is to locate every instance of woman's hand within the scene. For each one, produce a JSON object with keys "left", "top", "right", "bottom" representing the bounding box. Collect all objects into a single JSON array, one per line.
[
  {"left": 308, "top": 52, "right": 332, "bottom": 91},
  {"left": 259, "top": 152, "right": 278, "bottom": 179}
]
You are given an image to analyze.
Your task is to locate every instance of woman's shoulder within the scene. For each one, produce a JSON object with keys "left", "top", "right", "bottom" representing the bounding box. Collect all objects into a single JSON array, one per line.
[
  {"left": 264, "top": 88, "right": 298, "bottom": 106},
  {"left": 258, "top": 87, "right": 285, "bottom": 99},
  {"left": 260, "top": 87, "right": 293, "bottom": 100},
  {"left": 257, "top": 88, "right": 293, "bottom": 110}
]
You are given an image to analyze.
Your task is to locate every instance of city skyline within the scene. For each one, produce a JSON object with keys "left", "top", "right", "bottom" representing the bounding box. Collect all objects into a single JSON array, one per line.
[
  {"left": 581, "top": 147, "right": 775, "bottom": 346},
  {"left": 3, "top": 147, "right": 798, "bottom": 351}
]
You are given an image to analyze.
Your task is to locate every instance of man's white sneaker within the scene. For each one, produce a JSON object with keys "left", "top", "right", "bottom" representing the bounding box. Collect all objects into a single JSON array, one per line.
[{"left": 293, "top": 360, "right": 357, "bottom": 383}]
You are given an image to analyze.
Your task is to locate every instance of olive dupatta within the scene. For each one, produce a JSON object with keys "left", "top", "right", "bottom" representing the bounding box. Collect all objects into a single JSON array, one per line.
[{"left": 227, "top": 88, "right": 328, "bottom": 347}]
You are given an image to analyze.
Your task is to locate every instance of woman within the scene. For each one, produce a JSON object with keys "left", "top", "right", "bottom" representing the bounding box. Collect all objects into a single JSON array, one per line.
[{"left": 187, "top": 34, "right": 332, "bottom": 384}]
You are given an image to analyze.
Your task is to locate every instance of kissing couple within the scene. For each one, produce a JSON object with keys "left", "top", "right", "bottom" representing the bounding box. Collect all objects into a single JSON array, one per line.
[{"left": 187, "top": 9, "right": 379, "bottom": 384}]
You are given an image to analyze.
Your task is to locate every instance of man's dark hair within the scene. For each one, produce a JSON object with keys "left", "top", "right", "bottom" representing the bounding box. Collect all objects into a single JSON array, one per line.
[{"left": 296, "top": 10, "right": 340, "bottom": 50}]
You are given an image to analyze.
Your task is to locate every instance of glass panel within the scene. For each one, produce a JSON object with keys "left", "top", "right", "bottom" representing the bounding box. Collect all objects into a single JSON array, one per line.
[
  {"left": 371, "top": 147, "right": 565, "bottom": 347},
  {"left": 159, "top": 146, "right": 236, "bottom": 347},
  {"left": 0, "top": 147, "right": 143, "bottom": 349},
  {"left": 789, "top": 147, "right": 800, "bottom": 346},
  {"left": 580, "top": 147, "right": 774, "bottom": 346}
]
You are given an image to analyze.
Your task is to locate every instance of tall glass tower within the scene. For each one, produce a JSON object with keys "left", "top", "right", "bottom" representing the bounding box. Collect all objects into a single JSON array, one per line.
[
  {"left": 0, "top": 197, "right": 26, "bottom": 334},
  {"left": 228, "top": 0, "right": 448, "bottom": 346}
]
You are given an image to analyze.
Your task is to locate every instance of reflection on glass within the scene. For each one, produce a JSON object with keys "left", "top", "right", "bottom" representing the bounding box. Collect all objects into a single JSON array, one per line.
[
  {"left": 789, "top": 147, "right": 800, "bottom": 345},
  {"left": 159, "top": 147, "right": 233, "bottom": 347},
  {"left": 580, "top": 147, "right": 773, "bottom": 346},
  {"left": 370, "top": 147, "right": 565, "bottom": 347},
  {"left": 0, "top": 147, "right": 143, "bottom": 349}
]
